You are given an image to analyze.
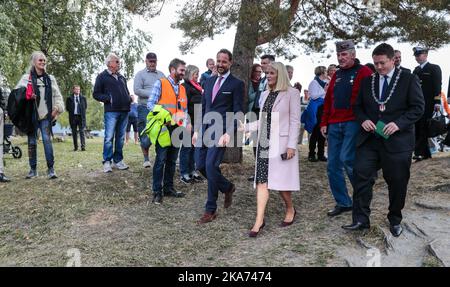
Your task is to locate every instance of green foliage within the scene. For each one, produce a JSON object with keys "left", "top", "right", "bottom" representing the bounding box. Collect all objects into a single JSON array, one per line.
[
  {"left": 126, "top": 0, "right": 450, "bottom": 59},
  {"left": 0, "top": 0, "right": 156, "bottom": 130}
]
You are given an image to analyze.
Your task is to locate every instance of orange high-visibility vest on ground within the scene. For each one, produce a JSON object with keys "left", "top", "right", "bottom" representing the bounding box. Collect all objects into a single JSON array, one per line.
[{"left": 158, "top": 78, "right": 188, "bottom": 126}]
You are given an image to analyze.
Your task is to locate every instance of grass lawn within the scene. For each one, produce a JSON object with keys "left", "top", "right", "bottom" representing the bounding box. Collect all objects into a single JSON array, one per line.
[{"left": 0, "top": 136, "right": 449, "bottom": 266}]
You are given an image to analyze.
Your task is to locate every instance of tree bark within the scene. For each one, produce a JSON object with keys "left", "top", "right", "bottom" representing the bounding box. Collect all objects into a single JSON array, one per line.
[
  {"left": 40, "top": 0, "right": 50, "bottom": 56},
  {"left": 223, "top": 0, "right": 260, "bottom": 163}
]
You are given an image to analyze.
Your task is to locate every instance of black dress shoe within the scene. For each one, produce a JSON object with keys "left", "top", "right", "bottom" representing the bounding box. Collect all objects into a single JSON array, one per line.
[
  {"left": 414, "top": 155, "right": 431, "bottom": 162},
  {"left": 164, "top": 188, "right": 185, "bottom": 198},
  {"left": 0, "top": 173, "right": 10, "bottom": 183},
  {"left": 390, "top": 224, "right": 403, "bottom": 237},
  {"left": 308, "top": 155, "right": 318, "bottom": 162},
  {"left": 342, "top": 222, "right": 370, "bottom": 231},
  {"left": 327, "top": 206, "right": 352, "bottom": 217},
  {"left": 318, "top": 156, "right": 328, "bottom": 162}
]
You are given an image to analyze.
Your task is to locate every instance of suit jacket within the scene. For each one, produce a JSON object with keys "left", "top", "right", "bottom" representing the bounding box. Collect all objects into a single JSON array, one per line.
[
  {"left": 413, "top": 62, "right": 442, "bottom": 119},
  {"left": 398, "top": 66, "right": 411, "bottom": 74},
  {"left": 200, "top": 73, "right": 244, "bottom": 137},
  {"left": 447, "top": 75, "right": 450, "bottom": 102},
  {"left": 246, "top": 87, "right": 301, "bottom": 190},
  {"left": 354, "top": 68, "right": 424, "bottom": 153},
  {"left": 66, "top": 94, "right": 87, "bottom": 128}
]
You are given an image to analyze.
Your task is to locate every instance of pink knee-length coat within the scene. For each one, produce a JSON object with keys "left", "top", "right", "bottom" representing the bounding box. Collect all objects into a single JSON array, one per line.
[{"left": 247, "top": 86, "right": 301, "bottom": 191}]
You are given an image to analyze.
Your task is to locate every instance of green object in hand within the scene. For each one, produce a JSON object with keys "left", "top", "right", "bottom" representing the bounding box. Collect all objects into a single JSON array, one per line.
[{"left": 375, "top": 121, "right": 389, "bottom": 139}]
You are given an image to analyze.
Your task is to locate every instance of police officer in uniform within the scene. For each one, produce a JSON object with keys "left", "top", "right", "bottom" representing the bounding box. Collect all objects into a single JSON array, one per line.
[{"left": 412, "top": 47, "right": 442, "bottom": 161}]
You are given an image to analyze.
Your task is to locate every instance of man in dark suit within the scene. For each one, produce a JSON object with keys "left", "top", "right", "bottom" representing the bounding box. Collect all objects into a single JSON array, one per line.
[
  {"left": 193, "top": 49, "right": 244, "bottom": 224},
  {"left": 66, "top": 85, "right": 87, "bottom": 151},
  {"left": 393, "top": 50, "right": 411, "bottom": 73},
  {"left": 412, "top": 47, "right": 442, "bottom": 161},
  {"left": 342, "top": 43, "right": 424, "bottom": 237}
]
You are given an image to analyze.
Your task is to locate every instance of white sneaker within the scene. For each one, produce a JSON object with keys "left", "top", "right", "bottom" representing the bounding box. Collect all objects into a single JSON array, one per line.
[
  {"left": 113, "top": 160, "right": 129, "bottom": 170},
  {"left": 103, "top": 161, "right": 112, "bottom": 173},
  {"left": 143, "top": 161, "right": 151, "bottom": 168}
]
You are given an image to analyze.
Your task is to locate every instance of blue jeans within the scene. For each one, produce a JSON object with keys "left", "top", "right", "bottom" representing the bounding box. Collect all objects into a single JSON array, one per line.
[
  {"left": 28, "top": 119, "right": 54, "bottom": 169},
  {"left": 103, "top": 112, "right": 128, "bottom": 163},
  {"left": 327, "top": 121, "right": 360, "bottom": 207},
  {"left": 153, "top": 141, "right": 180, "bottom": 194},
  {"left": 179, "top": 131, "right": 195, "bottom": 176},
  {"left": 180, "top": 146, "right": 195, "bottom": 176},
  {"left": 137, "top": 105, "right": 151, "bottom": 150}
]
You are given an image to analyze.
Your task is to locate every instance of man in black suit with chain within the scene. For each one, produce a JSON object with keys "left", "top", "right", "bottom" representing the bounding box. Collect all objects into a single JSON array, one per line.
[
  {"left": 342, "top": 43, "right": 424, "bottom": 237},
  {"left": 412, "top": 47, "right": 442, "bottom": 161},
  {"left": 66, "top": 85, "right": 87, "bottom": 151}
]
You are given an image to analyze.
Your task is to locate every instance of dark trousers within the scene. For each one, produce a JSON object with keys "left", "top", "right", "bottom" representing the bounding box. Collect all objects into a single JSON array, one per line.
[
  {"left": 353, "top": 137, "right": 412, "bottom": 226},
  {"left": 196, "top": 145, "right": 233, "bottom": 213},
  {"left": 153, "top": 141, "right": 180, "bottom": 194},
  {"left": 71, "top": 115, "right": 85, "bottom": 150},
  {"left": 414, "top": 117, "right": 431, "bottom": 158},
  {"left": 309, "top": 105, "right": 325, "bottom": 157}
]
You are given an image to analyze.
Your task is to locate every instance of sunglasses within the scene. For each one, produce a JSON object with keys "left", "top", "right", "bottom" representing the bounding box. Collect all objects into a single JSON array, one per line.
[{"left": 38, "top": 59, "right": 46, "bottom": 63}]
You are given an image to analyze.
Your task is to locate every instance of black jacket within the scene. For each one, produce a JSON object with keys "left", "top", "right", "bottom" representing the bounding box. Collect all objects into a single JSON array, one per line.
[
  {"left": 66, "top": 94, "right": 87, "bottom": 127},
  {"left": 93, "top": 70, "right": 131, "bottom": 112},
  {"left": 182, "top": 81, "right": 202, "bottom": 125},
  {"left": 7, "top": 87, "right": 36, "bottom": 134},
  {"left": 354, "top": 68, "right": 424, "bottom": 153},
  {"left": 413, "top": 62, "right": 442, "bottom": 119},
  {"left": 398, "top": 66, "right": 411, "bottom": 74},
  {"left": 447, "top": 75, "right": 450, "bottom": 101}
]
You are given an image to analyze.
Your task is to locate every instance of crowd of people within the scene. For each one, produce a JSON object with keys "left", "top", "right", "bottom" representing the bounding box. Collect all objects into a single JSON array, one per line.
[{"left": 1, "top": 41, "right": 449, "bottom": 239}]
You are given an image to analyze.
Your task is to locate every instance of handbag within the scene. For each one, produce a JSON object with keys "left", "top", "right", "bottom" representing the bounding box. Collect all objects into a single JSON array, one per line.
[
  {"left": 25, "top": 73, "right": 34, "bottom": 100},
  {"left": 427, "top": 111, "right": 447, "bottom": 138}
]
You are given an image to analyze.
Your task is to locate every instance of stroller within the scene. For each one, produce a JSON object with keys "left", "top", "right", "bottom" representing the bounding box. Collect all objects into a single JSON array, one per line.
[{"left": 3, "top": 123, "right": 22, "bottom": 158}]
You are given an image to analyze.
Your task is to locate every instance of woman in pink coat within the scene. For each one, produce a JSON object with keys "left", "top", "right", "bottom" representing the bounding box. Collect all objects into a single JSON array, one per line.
[{"left": 241, "top": 62, "right": 301, "bottom": 237}]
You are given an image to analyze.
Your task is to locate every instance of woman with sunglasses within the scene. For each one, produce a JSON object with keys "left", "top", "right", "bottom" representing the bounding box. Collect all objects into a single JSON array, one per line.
[{"left": 16, "top": 51, "right": 65, "bottom": 179}]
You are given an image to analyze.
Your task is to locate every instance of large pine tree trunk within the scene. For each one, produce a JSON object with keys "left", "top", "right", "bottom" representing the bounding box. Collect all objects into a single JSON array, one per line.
[
  {"left": 223, "top": 0, "right": 260, "bottom": 163},
  {"left": 40, "top": 0, "right": 50, "bottom": 56}
]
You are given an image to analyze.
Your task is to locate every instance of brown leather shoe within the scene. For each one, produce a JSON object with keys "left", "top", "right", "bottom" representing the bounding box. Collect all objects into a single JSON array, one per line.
[
  {"left": 224, "top": 184, "right": 236, "bottom": 209},
  {"left": 198, "top": 212, "right": 217, "bottom": 224}
]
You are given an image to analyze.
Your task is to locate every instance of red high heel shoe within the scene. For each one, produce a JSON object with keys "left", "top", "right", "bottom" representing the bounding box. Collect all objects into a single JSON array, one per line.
[
  {"left": 249, "top": 221, "right": 266, "bottom": 238},
  {"left": 280, "top": 208, "right": 297, "bottom": 227}
]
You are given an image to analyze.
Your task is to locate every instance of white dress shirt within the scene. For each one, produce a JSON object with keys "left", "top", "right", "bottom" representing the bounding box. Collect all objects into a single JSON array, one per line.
[
  {"left": 74, "top": 94, "right": 80, "bottom": 115},
  {"left": 379, "top": 68, "right": 395, "bottom": 100}
]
